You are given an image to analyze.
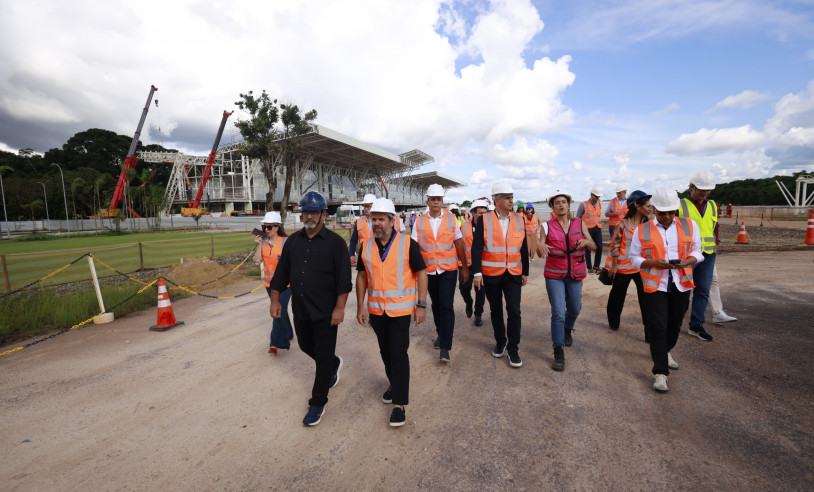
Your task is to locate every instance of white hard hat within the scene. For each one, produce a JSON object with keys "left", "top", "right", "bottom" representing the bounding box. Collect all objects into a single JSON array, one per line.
[
  {"left": 615, "top": 184, "right": 627, "bottom": 193},
  {"left": 370, "top": 197, "right": 396, "bottom": 216},
  {"left": 650, "top": 187, "right": 680, "bottom": 212},
  {"left": 262, "top": 211, "right": 282, "bottom": 224},
  {"left": 487, "top": 203, "right": 495, "bottom": 211},
  {"left": 363, "top": 193, "right": 376, "bottom": 204},
  {"left": 590, "top": 187, "right": 602, "bottom": 197},
  {"left": 548, "top": 192, "right": 572, "bottom": 208},
  {"left": 449, "top": 203, "right": 459, "bottom": 211},
  {"left": 492, "top": 181, "right": 514, "bottom": 195},
  {"left": 690, "top": 170, "right": 716, "bottom": 190},
  {"left": 426, "top": 183, "right": 445, "bottom": 197},
  {"left": 470, "top": 199, "right": 489, "bottom": 211}
]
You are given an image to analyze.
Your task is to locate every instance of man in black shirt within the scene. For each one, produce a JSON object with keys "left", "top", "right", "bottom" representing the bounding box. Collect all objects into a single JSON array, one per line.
[{"left": 270, "top": 191, "right": 353, "bottom": 426}]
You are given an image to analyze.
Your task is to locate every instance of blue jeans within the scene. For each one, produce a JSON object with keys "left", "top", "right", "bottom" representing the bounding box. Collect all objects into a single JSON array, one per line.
[
  {"left": 266, "top": 287, "right": 293, "bottom": 349},
  {"left": 689, "top": 252, "right": 716, "bottom": 328},
  {"left": 545, "top": 276, "right": 583, "bottom": 349}
]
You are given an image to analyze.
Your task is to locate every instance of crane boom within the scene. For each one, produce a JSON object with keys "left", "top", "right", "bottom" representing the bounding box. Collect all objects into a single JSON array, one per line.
[
  {"left": 192, "top": 110, "right": 233, "bottom": 208},
  {"left": 109, "top": 85, "right": 158, "bottom": 213}
]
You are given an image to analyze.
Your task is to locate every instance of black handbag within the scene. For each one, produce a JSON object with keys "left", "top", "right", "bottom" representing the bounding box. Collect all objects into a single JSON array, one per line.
[{"left": 598, "top": 268, "right": 613, "bottom": 286}]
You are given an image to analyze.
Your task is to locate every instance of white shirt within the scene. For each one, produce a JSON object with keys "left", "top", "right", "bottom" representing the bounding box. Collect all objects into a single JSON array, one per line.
[
  {"left": 411, "top": 211, "right": 463, "bottom": 275},
  {"left": 629, "top": 218, "right": 704, "bottom": 293}
]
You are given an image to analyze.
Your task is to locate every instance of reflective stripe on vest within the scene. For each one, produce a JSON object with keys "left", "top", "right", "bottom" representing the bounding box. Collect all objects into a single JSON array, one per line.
[
  {"left": 581, "top": 200, "right": 602, "bottom": 229},
  {"left": 603, "top": 219, "right": 638, "bottom": 274},
  {"left": 261, "top": 237, "right": 287, "bottom": 288},
  {"left": 356, "top": 216, "right": 373, "bottom": 243},
  {"left": 416, "top": 211, "right": 458, "bottom": 272},
  {"left": 524, "top": 213, "right": 540, "bottom": 235},
  {"left": 679, "top": 198, "right": 717, "bottom": 254},
  {"left": 481, "top": 211, "right": 524, "bottom": 276},
  {"left": 608, "top": 198, "right": 628, "bottom": 227},
  {"left": 363, "top": 232, "right": 417, "bottom": 317},
  {"left": 638, "top": 218, "right": 695, "bottom": 293},
  {"left": 544, "top": 218, "right": 587, "bottom": 280}
]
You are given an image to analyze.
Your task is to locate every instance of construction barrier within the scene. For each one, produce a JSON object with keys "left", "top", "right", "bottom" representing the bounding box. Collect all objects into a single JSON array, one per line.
[
  {"left": 806, "top": 209, "right": 814, "bottom": 246},
  {"left": 735, "top": 222, "right": 749, "bottom": 244},
  {"left": 150, "top": 277, "right": 184, "bottom": 332}
]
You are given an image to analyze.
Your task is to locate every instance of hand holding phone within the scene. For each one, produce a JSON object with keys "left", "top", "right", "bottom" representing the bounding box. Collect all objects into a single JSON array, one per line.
[{"left": 668, "top": 259, "right": 681, "bottom": 265}]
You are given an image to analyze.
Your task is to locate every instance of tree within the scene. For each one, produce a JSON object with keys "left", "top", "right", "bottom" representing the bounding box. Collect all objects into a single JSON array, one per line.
[
  {"left": 234, "top": 91, "right": 280, "bottom": 213},
  {"left": 277, "top": 103, "right": 318, "bottom": 223}
]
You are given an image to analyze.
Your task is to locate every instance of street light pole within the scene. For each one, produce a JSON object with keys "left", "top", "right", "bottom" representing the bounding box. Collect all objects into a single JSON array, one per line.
[
  {"left": 0, "top": 169, "right": 8, "bottom": 239},
  {"left": 38, "top": 181, "right": 50, "bottom": 224},
  {"left": 51, "top": 163, "right": 70, "bottom": 232}
]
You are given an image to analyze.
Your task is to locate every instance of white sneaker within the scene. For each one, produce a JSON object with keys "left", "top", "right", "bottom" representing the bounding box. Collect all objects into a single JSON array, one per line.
[
  {"left": 712, "top": 310, "right": 737, "bottom": 323},
  {"left": 667, "top": 352, "right": 679, "bottom": 370},
  {"left": 653, "top": 374, "right": 668, "bottom": 393}
]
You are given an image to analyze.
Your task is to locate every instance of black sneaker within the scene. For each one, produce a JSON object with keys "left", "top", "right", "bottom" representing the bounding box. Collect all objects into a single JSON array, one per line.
[
  {"left": 439, "top": 348, "right": 450, "bottom": 363},
  {"left": 330, "top": 356, "right": 343, "bottom": 388},
  {"left": 382, "top": 386, "right": 392, "bottom": 404},
  {"left": 688, "top": 325, "right": 713, "bottom": 342},
  {"left": 302, "top": 405, "right": 325, "bottom": 426},
  {"left": 389, "top": 406, "right": 406, "bottom": 427},
  {"left": 465, "top": 301, "right": 473, "bottom": 318},
  {"left": 508, "top": 351, "right": 523, "bottom": 368},
  {"left": 433, "top": 337, "right": 440, "bottom": 350},
  {"left": 492, "top": 342, "right": 506, "bottom": 358},
  {"left": 564, "top": 330, "right": 573, "bottom": 347},
  {"left": 552, "top": 346, "right": 565, "bottom": 371},
  {"left": 474, "top": 315, "right": 483, "bottom": 327}
]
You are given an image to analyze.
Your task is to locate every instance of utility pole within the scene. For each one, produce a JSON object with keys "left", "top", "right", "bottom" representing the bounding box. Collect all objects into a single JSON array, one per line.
[{"left": 51, "top": 163, "right": 70, "bottom": 232}]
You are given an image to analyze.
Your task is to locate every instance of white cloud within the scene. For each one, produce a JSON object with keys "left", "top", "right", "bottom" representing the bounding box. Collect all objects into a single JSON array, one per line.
[
  {"left": 706, "top": 89, "right": 770, "bottom": 113},
  {"left": 653, "top": 103, "right": 680, "bottom": 115},
  {"left": 667, "top": 125, "right": 766, "bottom": 155},
  {"left": 571, "top": 160, "right": 584, "bottom": 170},
  {"left": 469, "top": 169, "right": 492, "bottom": 184}
]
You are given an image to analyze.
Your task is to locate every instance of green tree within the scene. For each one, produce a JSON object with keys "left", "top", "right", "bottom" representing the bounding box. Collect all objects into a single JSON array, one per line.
[
  {"left": 234, "top": 90, "right": 280, "bottom": 212},
  {"left": 277, "top": 102, "right": 318, "bottom": 223}
]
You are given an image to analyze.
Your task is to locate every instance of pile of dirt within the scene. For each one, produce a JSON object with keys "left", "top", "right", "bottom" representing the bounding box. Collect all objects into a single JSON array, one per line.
[{"left": 164, "top": 257, "right": 250, "bottom": 293}]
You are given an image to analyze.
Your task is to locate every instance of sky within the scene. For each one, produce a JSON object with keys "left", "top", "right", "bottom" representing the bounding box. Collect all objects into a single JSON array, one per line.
[{"left": 1, "top": 0, "right": 813, "bottom": 204}]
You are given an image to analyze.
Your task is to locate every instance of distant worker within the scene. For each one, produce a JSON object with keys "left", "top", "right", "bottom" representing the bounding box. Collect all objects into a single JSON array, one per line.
[
  {"left": 254, "top": 211, "right": 292, "bottom": 354},
  {"left": 726, "top": 203, "right": 732, "bottom": 217},
  {"left": 355, "top": 198, "right": 428, "bottom": 428},
  {"left": 577, "top": 187, "right": 604, "bottom": 274},
  {"left": 524, "top": 204, "right": 540, "bottom": 261},
  {"left": 349, "top": 193, "right": 377, "bottom": 266},
  {"left": 459, "top": 199, "right": 489, "bottom": 327},
  {"left": 679, "top": 171, "right": 719, "bottom": 342},
  {"left": 270, "top": 191, "right": 352, "bottom": 426},
  {"left": 629, "top": 187, "right": 703, "bottom": 393},
  {"left": 605, "top": 185, "right": 628, "bottom": 241},
  {"left": 538, "top": 191, "right": 596, "bottom": 371},
  {"left": 472, "top": 182, "right": 529, "bottom": 368},
  {"left": 412, "top": 184, "right": 468, "bottom": 363}
]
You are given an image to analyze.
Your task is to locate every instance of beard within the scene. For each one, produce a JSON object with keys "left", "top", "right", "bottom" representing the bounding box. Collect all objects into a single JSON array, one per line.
[
  {"left": 303, "top": 215, "right": 322, "bottom": 230},
  {"left": 373, "top": 228, "right": 386, "bottom": 238}
]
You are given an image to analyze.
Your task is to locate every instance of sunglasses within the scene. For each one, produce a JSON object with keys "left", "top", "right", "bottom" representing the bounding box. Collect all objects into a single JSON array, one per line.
[{"left": 262, "top": 225, "right": 278, "bottom": 230}]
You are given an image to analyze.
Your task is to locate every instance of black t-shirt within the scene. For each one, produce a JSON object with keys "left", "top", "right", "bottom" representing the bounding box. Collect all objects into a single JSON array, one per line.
[{"left": 356, "top": 233, "right": 426, "bottom": 273}]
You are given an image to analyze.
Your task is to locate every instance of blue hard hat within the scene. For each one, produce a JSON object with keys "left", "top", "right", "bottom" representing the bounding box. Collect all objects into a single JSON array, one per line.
[
  {"left": 626, "top": 190, "right": 652, "bottom": 207},
  {"left": 525, "top": 203, "right": 534, "bottom": 209},
  {"left": 300, "top": 191, "right": 327, "bottom": 211}
]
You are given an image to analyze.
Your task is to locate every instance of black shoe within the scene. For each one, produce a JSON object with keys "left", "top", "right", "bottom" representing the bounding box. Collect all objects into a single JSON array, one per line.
[
  {"left": 564, "top": 330, "right": 573, "bottom": 347},
  {"left": 552, "top": 346, "right": 565, "bottom": 371},
  {"left": 389, "top": 406, "right": 406, "bottom": 427},
  {"left": 474, "top": 315, "right": 483, "bottom": 327},
  {"left": 330, "top": 356, "right": 343, "bottom": 388},
  {"left": 382, "top": 386, "right": 392, "bottom": 404},
  {"left": 433, "top": 337, "right": 440, "bottom": 350},
  {"left": 303, "top": 405, "right": 325, "bottom": 426},
  {"left": 492, "top": 342, "right": 506, "bottom": 358},
  {"left": 439, "top": 348, "right": 450, "bottom": 363},
  {"left": 688, "top": 325, "right": 713, "bottom": 342},
  {"left": 465, "top": 302, "right": 473, "bottom": 318},
  {"left": 508, "top": 351, "right": 523, "bottom": 368}
]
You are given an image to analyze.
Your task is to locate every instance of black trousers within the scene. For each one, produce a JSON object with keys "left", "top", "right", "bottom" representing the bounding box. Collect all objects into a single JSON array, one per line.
[
  {"left": 644, "top": 282, "right": 690, "bottom": 376},
  {"left": 427, "top": 270, "right": 458, "bottom": 350},
  {"left": 585, "top": 227, "right": 604, "bottom": 270},
  {"left": 484, "top": 273, "right": 522, "bottom": 353},
  {"left": 370, "top": 313, "right": 411, "bottom": 405},
  {"left": 458, "top": 266, "right": 485, "bottom": 316},
  {"left": 292, "top": 307, "right": 341, "bottom": 407},
  {"left": 606, "top": 271, "right": 647, "bottom": 334}
]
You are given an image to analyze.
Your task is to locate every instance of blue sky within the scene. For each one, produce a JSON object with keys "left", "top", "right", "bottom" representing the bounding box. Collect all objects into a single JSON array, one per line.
[{"left": 1, "top": 0, "right": 813, "bottom": 204}]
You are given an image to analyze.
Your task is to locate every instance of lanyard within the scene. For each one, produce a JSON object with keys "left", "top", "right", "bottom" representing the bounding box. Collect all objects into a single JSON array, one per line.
[{"left": 380, "top": 231, "right": 397, "bottom": 262}]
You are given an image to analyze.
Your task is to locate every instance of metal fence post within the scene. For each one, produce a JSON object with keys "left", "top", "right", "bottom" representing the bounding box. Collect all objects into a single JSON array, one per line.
[
  {"left": 1, "top": 255, "right": 9, "bottom": 292},
  {"left": 139, "top": 242, "right": 144, "bottom": 271},
  {"left": 211, "top": 237, "right": 215, "bottom": 258}
]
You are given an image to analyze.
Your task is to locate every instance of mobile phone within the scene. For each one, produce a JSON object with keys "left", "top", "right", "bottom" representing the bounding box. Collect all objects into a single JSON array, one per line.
[
  {"left": 668, "top": 259, "right": 681, "bottom": 265},
  {"left": 252, "top": 228, "right": 263, "bottom": 236}
]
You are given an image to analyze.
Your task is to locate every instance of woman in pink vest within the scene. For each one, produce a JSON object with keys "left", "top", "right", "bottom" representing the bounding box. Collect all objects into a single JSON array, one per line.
[{"left": 537, "top": 192, "right": 596, "bottom": 371}]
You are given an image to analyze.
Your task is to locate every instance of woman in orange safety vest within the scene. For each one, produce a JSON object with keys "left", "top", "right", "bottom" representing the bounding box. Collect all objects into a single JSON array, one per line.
[{"left": 254, "top": 212, "right": 292, "bottom": 354}]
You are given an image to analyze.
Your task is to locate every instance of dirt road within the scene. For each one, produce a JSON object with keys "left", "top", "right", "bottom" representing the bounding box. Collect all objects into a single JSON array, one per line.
[{"left": 1, "top": 250, "right": 813, "bottom": 491}]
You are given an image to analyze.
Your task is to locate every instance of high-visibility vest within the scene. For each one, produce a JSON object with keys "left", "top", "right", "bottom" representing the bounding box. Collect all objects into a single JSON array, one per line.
[
  {"left": 544, "top": 218, "right": 587, "bottom": 280},
  {"left": 524, "top": 213, "right": 540, "bottom": 236},
  {"left": 415, "top": 211, "right": 459, "bottom": 273},
  {"left": 637, "top": 218, "right": 695, "bottom": 293},
  {"left": 603, "top": 219, "right": 638, "bottom": 274},
  {"left": 462, "top": 219, "right": 473, "bottom": 267},
  {"left": 362, "top": 232, "right": 417, "bottom": 317},
  {"left": 261, "top": 237, "right": 287, "bottom": 288},
  {"left": 481, "top": 211, "right": 524, "bottom": 276},
  {"left": 355, "top": 215, "right": 373, "bottom": 243},
  {"left": 608, "top": 198, "right": 628, "bottom": 227},
  {"left": 581, "top": 200, "right": 602, "bottom": 229},
  {"left": 679, "top": 198, "right": 717, "bottom": 254}
]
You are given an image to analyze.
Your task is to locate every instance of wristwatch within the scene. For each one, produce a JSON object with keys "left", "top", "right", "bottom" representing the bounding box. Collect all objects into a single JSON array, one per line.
[{"left": 416, "top": 300, "right": 427, "bottom": 308}]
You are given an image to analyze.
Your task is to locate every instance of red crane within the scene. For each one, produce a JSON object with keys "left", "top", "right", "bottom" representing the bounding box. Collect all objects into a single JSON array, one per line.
[
  {"left": 192, "top": 110, "right": 233, "bottom": 209},
  {"left": 108, "top": 85, "right": 158, "bottom": 215}
]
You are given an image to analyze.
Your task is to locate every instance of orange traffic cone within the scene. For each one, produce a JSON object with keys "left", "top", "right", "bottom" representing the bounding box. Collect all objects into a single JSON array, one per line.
[
  {"left": 150, "top": 277, "right": 184, "bottom": 332},
  {"left": 805, "top": 209, "right": 814, "bottom": 245},
  {"left": 735, "top": 222, "right": 749, "bottom": 244}
]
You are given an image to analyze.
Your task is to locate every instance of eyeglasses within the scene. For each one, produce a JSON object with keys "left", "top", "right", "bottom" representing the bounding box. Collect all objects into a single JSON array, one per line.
[{"left": 301, "top": 210, "right": 322, "bottom": 217}]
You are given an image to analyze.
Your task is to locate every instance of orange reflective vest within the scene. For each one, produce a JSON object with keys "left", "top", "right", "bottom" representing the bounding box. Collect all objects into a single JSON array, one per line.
[
  {"left": 581, "top": 200, "right": 602, "bottom": 229},
  {"left": 524, "top": 213, "right": 540, "bottom": 236},
  {"left": 261, "top": 237, "right": 287, "bottom": 288},
  {"left": 362, "top": 232, "right": 417, "bottom": 317},
  {"left": 603, "top": 219, "right": 637, "bottom": 274},
  {"left": 462, "top": 219, "right": 473, "bottom": 267},
  {"left": 481, "top": 211, "right": 524, "bottom": 276},
  {"left": 608, "top": 198, "right": 628, "bottom": 227},
  {"left": 637, "top": 218, "right": 695, "bottom": 293},
  {"left": 355, "top": 215, "right": 373, "bottom": 243},
  {"left": 415, "top": 211, "right": 459, "bottom": 273}
]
